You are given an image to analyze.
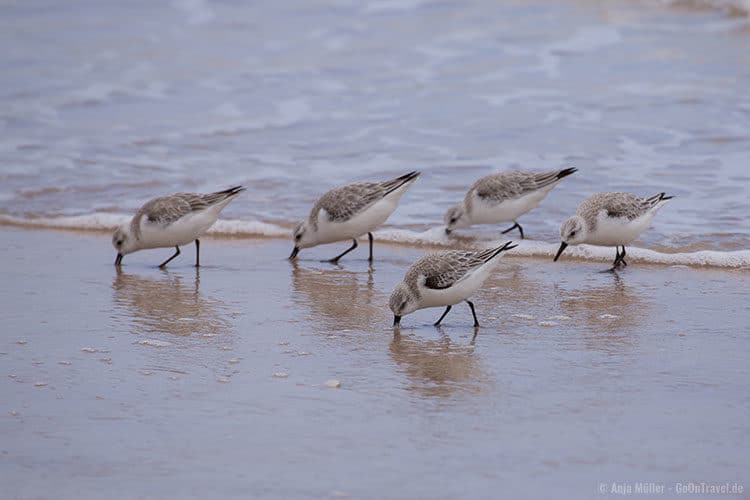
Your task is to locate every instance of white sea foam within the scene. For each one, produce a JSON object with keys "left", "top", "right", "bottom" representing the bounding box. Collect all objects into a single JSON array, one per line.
[
  {"left": 172, "top": 0, "right": 215, "bottom": 25},
  {"left": 215, "top": 102, "right": 244, "bottom": 118},
  {"left": 65, "top": 81, "right": 169, "bottom": 106},
  {"left": 547, "top": 315, "right": 572, "bottom": 321},
  {"left": 0, "top": 214, "right": 289, "bottom": 238},
  {"left": 179, "top": 99, "right": 312, "bottom": 138},
  {"left": 0, "top": 213, "right": 131, "bottom": 231},
  {"left": 479, "top": 89, "right": 563, "bottom": 108},
  {"left": 209, "top": 219, "right": 290, "bottom": 237},
  {"left": 599, "top": 314, "right": 621, "bottom": 320},
  {"left": 363, "top": 0, "right": 431, "bottom": 14},
  {"left": 2, "top": 213, "right": 749, "bottom": 268},
  {"left": 376, "top": 231, "right": 750, "bottom": 268},
  {"left": 137, "top": 339, "right": 173, "bottom": 347},
  {"left": 276, "top": 99, "right": 311, "bottom": 126},
  {"left": 548, "top": 26, "right": 623, "bottom": 54}
]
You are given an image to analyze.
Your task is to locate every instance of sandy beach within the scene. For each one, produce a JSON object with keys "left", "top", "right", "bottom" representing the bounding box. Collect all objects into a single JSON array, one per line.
[{"left": 1, "top": 227, "right": 748, "bottom": 499}]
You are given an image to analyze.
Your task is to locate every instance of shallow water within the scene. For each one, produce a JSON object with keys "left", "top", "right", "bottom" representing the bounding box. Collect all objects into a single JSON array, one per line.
[
  {"left": 2, "top": 0, "right": 750, "bottom": 257},
  {"left": 1, "top": 229, "right": 748, "bottom": 499}
]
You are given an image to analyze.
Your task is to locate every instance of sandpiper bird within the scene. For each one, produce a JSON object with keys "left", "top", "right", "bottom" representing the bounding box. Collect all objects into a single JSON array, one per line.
[
  {"left": 290, "top": 171, "right": 420, "bottom": 263},
  {"left": 112, "top": 186, "right": 245, "bottom": 268},
  {"left": 444, "top": 167, "right": 577, "bottom": 239},
  {"left": 554, "top": 192, "right": 673, "bottom": 272},
  {"left": 390, "top": 241, "right": 517, "bottom": 328}
]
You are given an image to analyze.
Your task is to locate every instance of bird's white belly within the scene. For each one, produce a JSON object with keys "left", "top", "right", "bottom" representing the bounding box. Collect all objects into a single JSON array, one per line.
[
  {"left": 316, "top": 191, "right": 404, "bottom": 244},
  {"left": 139, "top": 211, "right": 219, "bottom": 249},
  {"left": 587, "top": 212, "right": 653, "bottom": 247},
  {"left": 469, "top": 187, "right": 551, "bottom": 225},
  {"left": 418, "top": 261, "right": 495, "bottom": 309}
]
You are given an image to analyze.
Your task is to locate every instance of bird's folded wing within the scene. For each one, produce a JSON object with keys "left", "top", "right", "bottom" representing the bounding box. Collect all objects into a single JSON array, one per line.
[
  {"left": 313, "top": 182, "right": 384, "bottom": 223},
  {"left": 601, "top": 193, "right": 647, "bottom": 220},
  {"left": 420, "top": 251, "right": 485, "bottom": 290},
  {"left": 139, "top": 195, "right": 194, "bottom": 226},
  {"left": 473, "top": 172, "right": 538, "bottom": 203}
]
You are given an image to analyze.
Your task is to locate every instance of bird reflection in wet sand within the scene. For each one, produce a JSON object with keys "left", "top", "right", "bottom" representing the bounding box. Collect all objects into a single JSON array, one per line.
[
  {"left": 389, "top": 330, "right": 489, "bottom": 398},
  {"left": 559, "top": 273, "right": 650, "bottom": 351},
  {"left": 112, "top": 267, "right": 231, "bottom": 337},
  {"left": 290, "top": 262, "right": 386, "bottom": 332}
]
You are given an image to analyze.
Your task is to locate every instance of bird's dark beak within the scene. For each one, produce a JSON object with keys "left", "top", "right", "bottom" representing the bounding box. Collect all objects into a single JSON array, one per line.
[
  {"left": 553, "top": 242, "right": 568, "bottom": 262},
  {"left": 114, "top": 253, "right": 123, "bottom": 266},
  {"left": 445, "top": 228, "right": 452, "bottom": 235},
  {"left": 393, "top": 315, "right": 401, "bottom": 327},
  {"left": 289, "top": 246, "right": 299, "bottom": 260}
]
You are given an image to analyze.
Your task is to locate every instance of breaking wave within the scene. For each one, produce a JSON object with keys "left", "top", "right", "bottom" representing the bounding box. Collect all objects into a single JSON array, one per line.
[{"left": 2, "top": 213, "right": 748, "bottom": 269}]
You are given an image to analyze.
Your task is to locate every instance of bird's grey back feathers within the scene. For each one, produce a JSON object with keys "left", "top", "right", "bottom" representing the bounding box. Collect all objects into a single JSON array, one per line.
[
  {"left": 309, "top": 171, "right": 419, "bottom": 229},
  {"left": 405, "top": 246, "right": 507, "bottom": 296},
  {"left": 465, "top": 168, "right": 576, "bottom": 211},
  {"left": 577, "top": 192, "right": 671, "bottom": 230},
  {"left": 131, "top": 186, "right": 244, "bottom": 239}
]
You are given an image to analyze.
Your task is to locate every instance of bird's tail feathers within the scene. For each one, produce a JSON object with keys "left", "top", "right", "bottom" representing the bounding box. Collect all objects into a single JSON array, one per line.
[
  {"left": 535, "top": 166, "right": 577, "bottom": 189},
  {"left": 645, "top": 192, "right": 674, "bottom": 209},
  {"left": 478, "top": 240, "right": 518, "bottom": 263},
  {"left": 556, "top": 166, "right": 578, "bottom": 179},
  {"left": 205, "top": 185, "right": 246, "bottom": 205},
  {"left": 382, "top": 171, "right": 420, "bottom": 195}
]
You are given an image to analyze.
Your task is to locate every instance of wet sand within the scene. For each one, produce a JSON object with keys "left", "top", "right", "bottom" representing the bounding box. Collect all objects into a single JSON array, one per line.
[{"left": 1, "top": 227, "right": 748, "bottom": 499}]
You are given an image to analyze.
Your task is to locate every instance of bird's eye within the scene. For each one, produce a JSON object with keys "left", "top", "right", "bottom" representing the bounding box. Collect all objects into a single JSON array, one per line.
[
  {"left": 401, "top": 301, "right": 407, "bottom": 310},
  {"left": 116, "top": 240, "right": 123, "bottom": 246},
  {"left": 295, "top": 234, "right": 301, "bottom": 241},
  {"left": 450, "top": 217, "right": 457, "bottom": 223},
  {"left": 570, "top": 231, "right": 576, "bottom": 237}
]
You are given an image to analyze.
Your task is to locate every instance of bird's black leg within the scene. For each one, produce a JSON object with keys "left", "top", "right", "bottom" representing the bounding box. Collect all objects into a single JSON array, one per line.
[
  {"left": 434, "top": 305, "right": 452, "bottom": 326},
  {"left": 605, "top": 248, "right": 621, "bottom": 273},
  {"left": 613, "top": 246, "right": 627, "bottom": 269},
  {"left": 195, "top": 239, "right": 200, "bottom": 267},
  {"left": 326, "top": 239, "right": 358, "bottom": 264},
  {"left": 602, "top": 246, "right": 625, "bottom": 273},
  {"left": 501, "top": 221, "right": 524, "bottom": 239},
  {"left": 368, "top": 232, "right": 374, "bottom": 262},
  {"left": 466, "top": 300, "right": 480, "bottom": 327},
  {"left": 159, "top": 246, "right": 181, "bottom": 268}
]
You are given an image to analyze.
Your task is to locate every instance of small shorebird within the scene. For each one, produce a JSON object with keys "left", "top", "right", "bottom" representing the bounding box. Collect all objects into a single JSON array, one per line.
[
  {"left": 290, "top": 171, "right": 420, "bottom": 263},
  {"left": 444, "top": 167, "right": 577, "bottom": 239},
  {"left": 554, "top": 192, "right": 673, "bottom": 272},
  {"left": 390, "top": 241, "right": 517, "bottom": 328},
  {"left": 112, "top": 186, "right": 245, "bottom": 267}
]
